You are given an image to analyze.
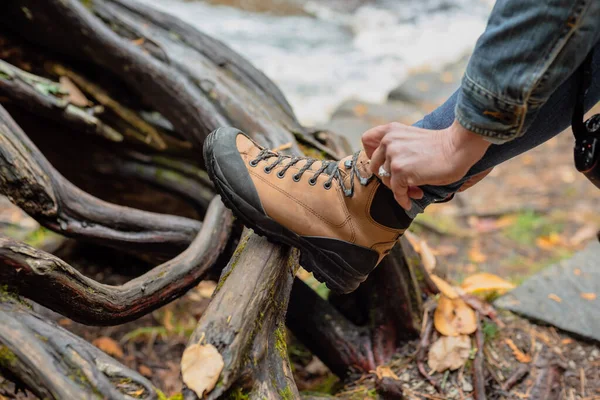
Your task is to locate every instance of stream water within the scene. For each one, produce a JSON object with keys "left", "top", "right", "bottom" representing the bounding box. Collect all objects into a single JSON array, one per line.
[{"left": 137, "top": 0, "right": 492, "bottom": 124}]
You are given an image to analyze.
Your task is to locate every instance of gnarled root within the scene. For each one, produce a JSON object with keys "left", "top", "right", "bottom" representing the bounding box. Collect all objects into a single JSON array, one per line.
[{"left": 0, "top": 295, "right": 157, "bottom": 399}]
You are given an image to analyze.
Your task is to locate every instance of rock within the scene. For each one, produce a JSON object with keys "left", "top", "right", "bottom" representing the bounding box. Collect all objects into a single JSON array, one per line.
[
  {"left": 495, "top": 240, "right": 600, "bottom": 342},
  {"left": 322, "top": 100, "right": 422, "bottom": 150},
  {"left": 387, "top": 55, "right": 469, "bottom": 111}
]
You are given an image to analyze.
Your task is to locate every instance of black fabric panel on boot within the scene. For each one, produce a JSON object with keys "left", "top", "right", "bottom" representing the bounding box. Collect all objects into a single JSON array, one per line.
[{"left": 369, "top": 186, "right": 413, "bottom": 229}]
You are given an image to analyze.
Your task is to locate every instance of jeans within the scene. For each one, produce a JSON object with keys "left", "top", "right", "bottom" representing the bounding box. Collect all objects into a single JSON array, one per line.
[{"left": 409, "top": 45, "right": 600, "bottom": 217}]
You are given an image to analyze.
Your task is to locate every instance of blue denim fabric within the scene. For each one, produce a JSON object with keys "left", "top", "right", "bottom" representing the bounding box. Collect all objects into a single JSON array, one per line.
[
  {"left": 456, "top": 0, "right": 600, "bottom": 143},
  {"left": 409, "top": 41, "right": 600, "bottom": 217}
]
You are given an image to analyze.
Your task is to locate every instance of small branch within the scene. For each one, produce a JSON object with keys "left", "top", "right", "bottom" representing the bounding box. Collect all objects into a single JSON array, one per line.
[
  {"left": 473, "top": 314, "right": 487, "bottom": 400},
  {"left": 417, "top": 301, "right": 441, "bottom": 393},
  {"left": 501, "top": 364, "right": 529, "bottom": 392}
]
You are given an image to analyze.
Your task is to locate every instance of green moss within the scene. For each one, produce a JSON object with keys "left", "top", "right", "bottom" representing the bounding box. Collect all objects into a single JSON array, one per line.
[
  {"left": 482, "top": 320, "right": 499, "bottom": 342},
  {"left": 156, "top": 389, "right": 183, "bottom": 400},
  {"left": 228, "top": 388, "right": 250, "bottom": 400},
  {"left": 79, "top": 0, "right": 93, "bottom": 8},
  {"left": 297, "top": 143, "right": 327, "bottom": 160},
  {"left": 0, "top": 345, "right": 16, "bottom": 367},
  {"left": 0, "top": 285, "right": 31, "bottom": 309},
  {"left": 216, "top": 233, "right": 250, "bottom": 292},
  {"left": 278, "top": 386, "right": 294, "bottom": 400},
  {"left": 274, "top": 323, "right": 287, "bottom": 359}
]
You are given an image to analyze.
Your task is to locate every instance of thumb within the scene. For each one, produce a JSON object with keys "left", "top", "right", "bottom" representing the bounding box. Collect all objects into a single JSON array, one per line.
[{"left": 361, "top": 125, "right": 388, "bottom": 159}]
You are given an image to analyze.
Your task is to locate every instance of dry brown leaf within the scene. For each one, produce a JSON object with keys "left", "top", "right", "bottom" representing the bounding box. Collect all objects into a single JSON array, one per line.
[
  {"left": 460, "top": 273, "right": 515, "bottom": 295},
  {"left": 430, "top": 275, "right": 458, "bottom": 299},
  {"left": 428, "top": 335, "right": 471, "bottom": 373},
  {"left": 581, "top": 292, "right": 597, "bottom": 301},
  {"left": 420, "top": 240, "right": 437, "bottom": 273},
  {"left": 59, "top": 76, "right": 90, "bottom": 107},
  {"left": 181, "top": 343, "right": 224, "bottom": 398},
  {"left": 92, "top": 337, "right": 124, "bottom": 358},
  {"left": 138, "top": 365, "right": 152, "bottom": 377},
  {"left": 548, "top": 293, "right": 562, "bottom": 303},
  {"left": 374, "top": 366, "right": 399, "bottom": 380},
  {"left": 434, "top": 295, "right": 477, "bottom": 336},
  {"left": 504, "top": 339, "right": 531, "bottom": 363}
]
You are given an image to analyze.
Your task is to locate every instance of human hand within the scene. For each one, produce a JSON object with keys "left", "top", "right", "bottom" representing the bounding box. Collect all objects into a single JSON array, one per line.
[{"left": 362, "top": 120, "right": 491, "bottom": 210}]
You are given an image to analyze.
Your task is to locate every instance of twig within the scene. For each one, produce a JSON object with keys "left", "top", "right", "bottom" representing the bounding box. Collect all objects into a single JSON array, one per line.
[
  {"left": 459, "top": 292, "right": 505, "bottom": 328},
  {"left": 473, "top": 313, "right": 487, "bottom": 400},
  {"left": 501, "top": 364, "right": 530, "bottom": 391},
  {"left": 417, "top": 301, "right": 442, "bottom": 393}
]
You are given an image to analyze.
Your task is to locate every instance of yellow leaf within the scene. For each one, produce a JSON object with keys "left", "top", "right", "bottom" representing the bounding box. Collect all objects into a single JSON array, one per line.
[
  {"left": 548, "top": 293, "right": 562, "bottom": 303},
  {"left": 420, "top": 240, "right": 437, "bottom": 273},
  {"left": 373, "top": 366, "right": 399, "bottom": 380},
  {"left": 460, "top": 273, "right": 515, "bottom": 295},
  {"left": 468, "top": 246, "right": 487, "bottom": 263},
  {"left": 430, "top": 275, "right": 458, "bottom": 299},
  {"left": 536, "top": 233, "right": 562, "bottom": 250},
  {"left": 181, "top": 343, "right": 224, "bottom": 398},
  {"left": 434, "top": 295, "right": 477, "bottom": 336},
  {"left": 427, "top": 335, "right": 471, "bottom": 373},
  {"left": 504, "top": 339, "right": 531, "bottom": 363},
  {"left": 92, "top": 337, "right": 124, "bottom": 359},
  {"left": 581, "top": 292, "right": 597, "bottom": 301}
]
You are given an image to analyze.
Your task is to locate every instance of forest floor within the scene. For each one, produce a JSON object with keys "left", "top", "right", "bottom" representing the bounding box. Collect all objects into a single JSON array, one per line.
[{"left": 1, "top": 68, "right": 599, "bottom": 400}]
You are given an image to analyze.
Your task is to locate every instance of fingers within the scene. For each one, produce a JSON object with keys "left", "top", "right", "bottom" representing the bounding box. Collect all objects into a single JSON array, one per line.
[
  {"left": 369, "top": 140, "right": 387, "bottom": 177},
  {"left": 362, "top": 125, "right": 388, "bottom": 159},
  {"left": 408, "top": 186, "right": 424, "bottom": 199},
  {"left": 390, "top": 172, "right": 411, "bottom": 210}
]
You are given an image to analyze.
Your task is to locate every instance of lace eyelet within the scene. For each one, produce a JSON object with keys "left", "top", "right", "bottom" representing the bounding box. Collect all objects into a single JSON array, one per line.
[
  {"left": 249, "top": 160, "right": 259, "bottom": 167},
  {"left": 264, "top": 166, "right": 272, "bottom": 174},
  {"left": 276, "top": 171, "right": 285, "bottom": 179},
  {"left": 308, "top": 178, "right": 317, "bottom": 186},
  {"left": 292, "top": 174, "right": 301, "bottom": 182},
  {"left": 323, "top": 182, "right": 332, "bottom": 190}
]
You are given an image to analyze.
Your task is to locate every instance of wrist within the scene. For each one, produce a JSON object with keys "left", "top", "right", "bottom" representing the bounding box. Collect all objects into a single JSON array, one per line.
[{"left": 449, "top": 119, "right": 491, "bottom": 156}]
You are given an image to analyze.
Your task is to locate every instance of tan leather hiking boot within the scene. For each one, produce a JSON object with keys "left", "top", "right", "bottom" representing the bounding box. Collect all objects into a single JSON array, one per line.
[{"left": 204, "top": 127, "right": 412, "bottom": 293}]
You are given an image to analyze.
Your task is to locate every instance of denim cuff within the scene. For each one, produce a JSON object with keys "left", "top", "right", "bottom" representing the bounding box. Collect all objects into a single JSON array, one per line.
[{"left": 456, "top": 74, "right": 528, "bottom": 145}]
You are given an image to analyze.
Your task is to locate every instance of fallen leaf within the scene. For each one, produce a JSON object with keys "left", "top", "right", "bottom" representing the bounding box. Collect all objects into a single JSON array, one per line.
[
  {"left": 138, "top": 365, "right": 152, "bottom": 377},
  {"left": 273, "top": 142, "right": 293, "bottom": 152},
  {"left": 561, "top": 338, "right": 573, "bottom": 345},
  {"left": 432, "top": 245, "right": 458, "bottom": 256},
  {"left": 581, "top": 292, "right": 597, "bottom": 301},
  {"left": 304, "top": 357, "right": 329, "bottom": 375},
  {"left": 536, "top": 233, "right": 562, "bottom": 250},
  {"left": 574, "top": 268, "right": 582, "bottom": 276},
  {"left": 430, "top": 275, "right": 458, "bottom": 299},
  {"left": 460, "top": 273, "right": 515, "bottom": 295},
  {"left": 420, "top": 240, "right": 437, "bottom": 273},
  {"left": 196, "top": 280, "right": 217, "bottom": 299},
  {"left": 468, "top": 246, "right": 487, "bottom": 263},
  {"left": 181, "top": 343, "right": 224, "bottom": 398},
  {"left": 548, "top": 293, "right": 562, "bottom": 303},
  {"left": 131, "top": 37, "right": 145, "bottom": 46},
  {"left": 434, "top": 295, "right": 477, "bottom": 336},
  {"left": 129, "top": 388, "right": 145, "bottom": 397},
  {"left": 504, "top": 339, "right": 531, "bottom": 363},
  {"left": 92, "top": 337, "right": 124, "bottom": 358},
  {"left": 374, "top": 366, "right": 399, "bottom": 380},
  {"left": 428, "top": 335, "right": 471, "bottom": 372}
]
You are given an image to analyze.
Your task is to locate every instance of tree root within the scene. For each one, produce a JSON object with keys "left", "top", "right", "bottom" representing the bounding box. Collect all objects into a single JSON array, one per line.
[
  {"left": 184, "top": 231, "right": 300, "bottom": 400},
  {"left": 0, "top": 295, "right": 157, "bottom": 399},
  {"left": 0, "top": 104, "right": 202, "bottom": 259},
  {"left": 0, "top": 197, "right": 232, "bottom": 325}
]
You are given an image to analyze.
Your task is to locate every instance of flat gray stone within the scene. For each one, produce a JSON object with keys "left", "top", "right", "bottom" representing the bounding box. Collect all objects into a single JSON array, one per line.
[
  {"left": 322, "top": 100, "right": 422, "bottom": 151},
  {"left": 387, "top": 55, "right": 468, "bottom": 109},
  {"left": 495, "top": 240, "right": 600, "bottom": 341}
]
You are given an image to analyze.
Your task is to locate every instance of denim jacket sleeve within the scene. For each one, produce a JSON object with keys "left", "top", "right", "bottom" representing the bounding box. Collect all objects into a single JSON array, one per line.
[{"left": 456, "top": 0, "right": 600, "bottom": 144}]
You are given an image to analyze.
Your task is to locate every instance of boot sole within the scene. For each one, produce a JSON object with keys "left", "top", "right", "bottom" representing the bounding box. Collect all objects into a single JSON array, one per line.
[{"left": 203, "top": 132, "right": 367, "bottom": 294}]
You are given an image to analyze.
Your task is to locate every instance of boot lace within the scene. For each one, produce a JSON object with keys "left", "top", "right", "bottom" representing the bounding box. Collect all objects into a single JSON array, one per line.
[{"left": 249, "top": 149, "right": 373, "bottom": 197}]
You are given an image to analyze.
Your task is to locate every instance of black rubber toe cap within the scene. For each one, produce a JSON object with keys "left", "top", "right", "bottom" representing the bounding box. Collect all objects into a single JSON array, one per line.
[{"left": 204, "top": 127, "right": 265, "bottom": 213}]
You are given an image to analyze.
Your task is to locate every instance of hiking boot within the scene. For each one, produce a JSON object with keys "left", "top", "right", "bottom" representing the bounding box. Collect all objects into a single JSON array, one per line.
[{"left": 203, "top": 127, "right": 413, "bottom": 293}]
